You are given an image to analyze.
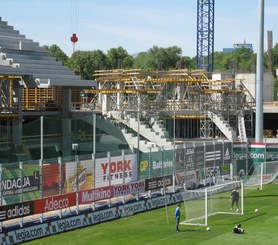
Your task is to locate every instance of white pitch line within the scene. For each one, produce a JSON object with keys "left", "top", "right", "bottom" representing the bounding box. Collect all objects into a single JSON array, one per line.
[{"left": 145, "top": 233, "right": 180, "bottom": 245}]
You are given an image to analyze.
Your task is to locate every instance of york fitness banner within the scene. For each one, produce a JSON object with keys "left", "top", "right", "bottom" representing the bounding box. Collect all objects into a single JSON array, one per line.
[
  {"left": 95, "top": 154, "right": 137, "bottom": 187},
  {"left": 139, "top": 150, "right": 174, "bottom": 180}
]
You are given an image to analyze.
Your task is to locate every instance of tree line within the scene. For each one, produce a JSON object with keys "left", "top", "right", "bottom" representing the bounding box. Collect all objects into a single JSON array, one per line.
[{"left": 45, "top": 44, "right": 278, "bottom": 100}]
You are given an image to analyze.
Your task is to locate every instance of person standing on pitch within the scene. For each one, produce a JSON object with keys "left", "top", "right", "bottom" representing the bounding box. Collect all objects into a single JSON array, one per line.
[
  {"left": 174, "top": 203, "right": 181, "bottom": 232},
  {"left": 230, "top": 187, "right": 239, "bottom": 212}
]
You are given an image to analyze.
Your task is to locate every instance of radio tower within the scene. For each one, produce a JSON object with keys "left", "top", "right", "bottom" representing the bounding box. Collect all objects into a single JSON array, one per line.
[{"left": 196, "top": 0, "right": 215, "bottom": 72}]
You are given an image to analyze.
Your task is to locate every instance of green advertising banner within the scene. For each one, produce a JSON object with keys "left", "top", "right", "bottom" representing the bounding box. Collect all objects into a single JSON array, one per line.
[
  {"left": 248, "top": 143, "right": 266, "bottom": 165},
  {"left": 139, "top": 150, "right": 174, "bottom": 180},
  {"left": 233, "top": 143, "right": 249, "bottom": 177},
  {"left": 265, "top": 144, "right": 278, "bottom": 162}
]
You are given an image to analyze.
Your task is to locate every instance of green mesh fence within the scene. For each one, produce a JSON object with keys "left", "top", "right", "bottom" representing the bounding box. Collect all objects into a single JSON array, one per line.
[{"left": 0, "top": 114, "right": 131, "bottom": 164}]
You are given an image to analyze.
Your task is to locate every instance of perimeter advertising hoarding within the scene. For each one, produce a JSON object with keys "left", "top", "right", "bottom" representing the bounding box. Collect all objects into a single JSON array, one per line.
[
  {"left": 0, "top": 201, "right": 34, "bottom": 222},
  {"left": 175, "top": 145, "right": 195, "bottom": 173},
  {"left": 0, "top": 192, "right": 183, "bottom": 244},
  {"left": 249, "top": 143, "right": 266, "bottom": 164},
  {"left": 265, "top": 143, "right": 278, "bottom": 161},
  {"left": 1, "top": 171, "right": 39, "bottom": 196},
  {"left": 63, "top": 159, "right": 94, "bottom": 194},
  {"left": 205, "top": 142, "right": 231, "bottom": 167},
  {"left": 113, "top": 180, "right": 145, "bottom": 197},
  {"left": 34, "top": 193, "right": 76, "bottom": 214},
  {"left": 95, "top": 154, "right": 137, "bottom": 188},
  {"left": 233, "top": 143, "right": 249, "bottom": 177},
  {"left": 78, "top": 186, "right": 114, "bottom": 205},
  {"left": 145, "top": 175, "right": 173, "bottom": 191},
  {"left": 139, "top": 150, "right": 174, "bottom": 180}
]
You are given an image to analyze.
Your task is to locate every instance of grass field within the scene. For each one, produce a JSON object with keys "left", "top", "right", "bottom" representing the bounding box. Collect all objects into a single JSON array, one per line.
[{"left": 27, "top": 184, "right": 278, "bottom": 245}]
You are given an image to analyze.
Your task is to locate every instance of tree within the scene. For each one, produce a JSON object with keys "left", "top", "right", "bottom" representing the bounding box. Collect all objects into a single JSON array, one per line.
[
  {"left": 106, "top": 47, "right": 134, "bottom": 69},
  {"left": 44, "top": 44, "right": 69, "bottom": 65},
  {"left": 134, "top": 46, "right": 183, "bottom": 70},
  {"left": 214, "top": 48, "right": 255, "bottom": 73},
  {"left": 67, "top": 50, "right": 107, "bottom": 80}
]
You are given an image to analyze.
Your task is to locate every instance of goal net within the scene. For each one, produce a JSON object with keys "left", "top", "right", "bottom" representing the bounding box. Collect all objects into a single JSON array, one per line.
[
  {"left": 243, "top": 160, "right": 278, "bottom": 190},
  {"left": 180, "top": 180, "right": 243, "bottom": 226}
]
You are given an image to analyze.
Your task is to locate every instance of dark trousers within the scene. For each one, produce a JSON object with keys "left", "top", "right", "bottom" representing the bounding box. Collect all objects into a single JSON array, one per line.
[{"left": 176, "top": 217, "right": 180, "bottom": 231}]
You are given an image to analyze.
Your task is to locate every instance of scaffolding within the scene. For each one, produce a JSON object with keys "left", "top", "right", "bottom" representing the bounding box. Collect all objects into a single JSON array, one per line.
[{"left": 84, "top": 69, "right": 255, "bottom": 140}]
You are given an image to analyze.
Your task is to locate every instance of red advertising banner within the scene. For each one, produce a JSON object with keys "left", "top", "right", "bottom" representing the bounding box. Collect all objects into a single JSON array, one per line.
[
  {"left": 78, "top": 186, "right": 114, "bottom": 205},
  {"left": 34, "top": 193, "right": 76, "bottom": 214},
  {"left": 113, "top": 181, "right": 145, "bottom": 197}
]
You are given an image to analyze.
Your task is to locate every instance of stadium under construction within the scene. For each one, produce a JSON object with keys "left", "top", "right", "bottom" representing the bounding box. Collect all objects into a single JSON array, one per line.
[{"left": 0, "top": 16, "right": 277, "bottom": 163}]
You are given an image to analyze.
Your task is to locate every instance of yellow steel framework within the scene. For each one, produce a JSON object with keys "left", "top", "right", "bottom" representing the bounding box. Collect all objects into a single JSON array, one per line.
[{"left": 84, "top": 68, "right": 255, "bottom": 138}]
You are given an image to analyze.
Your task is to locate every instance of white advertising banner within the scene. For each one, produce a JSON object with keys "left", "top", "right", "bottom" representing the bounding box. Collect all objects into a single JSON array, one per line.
[{"left": 95, "top": 154, "right": 137, "bottom": 187}]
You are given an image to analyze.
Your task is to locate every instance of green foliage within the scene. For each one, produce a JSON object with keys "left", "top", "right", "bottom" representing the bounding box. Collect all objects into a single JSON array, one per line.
[
  {"left": 68, "top": 50, "right": 107, "bottom": 80},
  {"left": 44, "top": 44, "right": 69, "bottom": 65},
  {"left": 106, "top": 47, "right": 134, "bottom": 69},
  {"left": 46, "top": 43, "right": 278, "bottom": 83},
  {"left": 272, "top": 43, "right": 278, "bottom": 75},
  {"left": 274, "top": 77, "right": 278, "bottom": 100},
  {"left": 214, "top": 48, "right": 256, "bottom": 73},
  {"left": 134, "top": 45, "right": 184, "bottom": 70}
]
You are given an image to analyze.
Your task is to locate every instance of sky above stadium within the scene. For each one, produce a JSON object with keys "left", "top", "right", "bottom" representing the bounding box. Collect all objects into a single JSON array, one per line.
[{"left": 1, "top": 0, "right": 278, "bottom": 57}]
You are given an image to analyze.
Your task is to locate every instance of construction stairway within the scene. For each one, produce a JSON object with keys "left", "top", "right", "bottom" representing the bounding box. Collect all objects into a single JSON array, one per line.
[
  {"left": 109, "top": 111, "right": 174, "bottom": 152},
  {"left": 207, "top": 111, "right": 237, "bottom": 142}
]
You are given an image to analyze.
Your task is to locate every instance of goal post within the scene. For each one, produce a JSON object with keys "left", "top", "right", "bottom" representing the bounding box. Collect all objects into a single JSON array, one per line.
[
  {"left": 180, "top": 180, "right": 244, "bottom": 227},
  {"left": 243, "top": 161, "right": 278, "bottom": 190}
]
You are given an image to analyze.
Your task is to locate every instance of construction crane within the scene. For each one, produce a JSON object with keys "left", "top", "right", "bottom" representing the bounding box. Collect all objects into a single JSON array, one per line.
[{"left": 197, "top": 0, "right": 215, "bottom": 73}]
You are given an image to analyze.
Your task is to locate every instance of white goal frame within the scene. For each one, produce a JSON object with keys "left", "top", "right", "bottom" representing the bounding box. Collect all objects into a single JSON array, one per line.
[
  {"left": 243, "top": 161, "right": 278, "bottom": 190},
  {"left": 180, "top": 180, "right": 244, "bottom": 227}
]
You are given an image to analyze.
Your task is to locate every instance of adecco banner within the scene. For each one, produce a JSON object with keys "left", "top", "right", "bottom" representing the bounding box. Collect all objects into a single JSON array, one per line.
[
  {"left": 95, "top": 154, "right": 137, "bottom": 188},
  {"left": 34, "top": 193, "right": 76, "bottom": 214},
  {"left": 78, "top": 186, "right": 114, "bottom": 205},
  {"left": 139, "top": 150, "right": 174, "bottom": 180}
]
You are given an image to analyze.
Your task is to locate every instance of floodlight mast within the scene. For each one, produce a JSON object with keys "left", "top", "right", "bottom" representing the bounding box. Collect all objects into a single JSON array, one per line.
[{"left": 255, "top": 0, "right": 265, "bottom": 143}]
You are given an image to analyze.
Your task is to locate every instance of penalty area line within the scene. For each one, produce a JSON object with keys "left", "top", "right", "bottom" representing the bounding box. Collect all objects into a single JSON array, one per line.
[{"left": 145, "top": 233, "right": 180, "bottom": 245}]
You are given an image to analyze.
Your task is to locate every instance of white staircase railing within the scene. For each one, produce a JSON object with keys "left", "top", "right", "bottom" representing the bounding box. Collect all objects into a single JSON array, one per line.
[
  {"left": 207, "top": 111, "right": 237, "bottom": 142},
  {"left": 109, "top": 111, "right": 173, "bottom": 150},
  {"left": 238, "top": 112, "right": 247, "bottom": 142}
]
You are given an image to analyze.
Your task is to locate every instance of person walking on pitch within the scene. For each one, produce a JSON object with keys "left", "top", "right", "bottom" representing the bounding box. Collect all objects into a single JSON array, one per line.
[{"left": 174, "top": 203, "right": 181, "bottom": 232}]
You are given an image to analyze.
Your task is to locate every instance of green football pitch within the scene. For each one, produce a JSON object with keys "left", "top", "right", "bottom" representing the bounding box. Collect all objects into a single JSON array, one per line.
[{"left": 27, "top": 184, "right": 278, "bottom": 245}]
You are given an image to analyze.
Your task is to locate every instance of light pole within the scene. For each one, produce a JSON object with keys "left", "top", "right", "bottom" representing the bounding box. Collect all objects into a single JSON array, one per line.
[{"left": 255, "top": 0, "right": 265, "bottom": 142}]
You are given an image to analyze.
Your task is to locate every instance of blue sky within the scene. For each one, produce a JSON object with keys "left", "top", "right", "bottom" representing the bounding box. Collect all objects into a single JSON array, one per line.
[{"left": 1, "top": 0, "right": 278, "bottom": 57}]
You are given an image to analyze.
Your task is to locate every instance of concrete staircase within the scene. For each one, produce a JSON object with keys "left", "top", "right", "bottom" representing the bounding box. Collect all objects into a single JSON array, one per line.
[
  {"left": 109, "top": 111, "right": 173, "bottom": 152},
  {"left": 0, "top": 52, "right": 19, "bottom": 67},
  {"left": 207, "top": 111, "right": 237, "bottom": 142},
  {"left": 237, "top": 111, "right": 247, "bottom": 142}
]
